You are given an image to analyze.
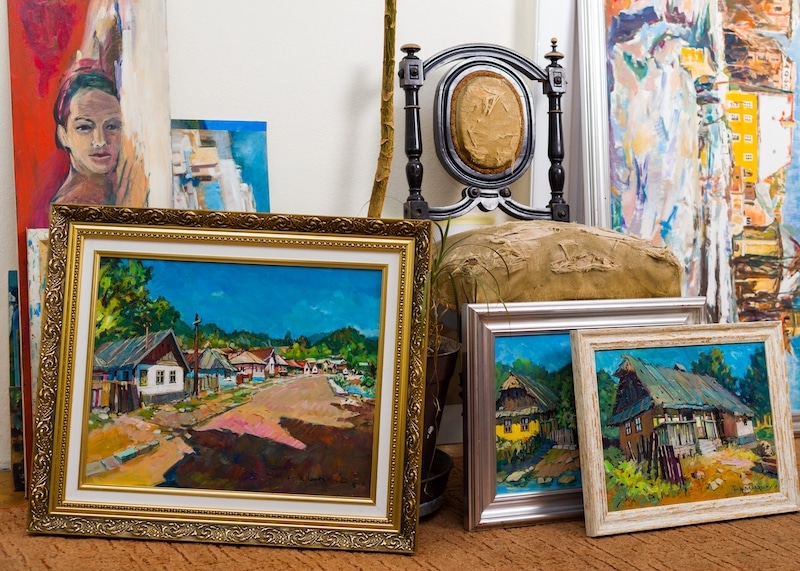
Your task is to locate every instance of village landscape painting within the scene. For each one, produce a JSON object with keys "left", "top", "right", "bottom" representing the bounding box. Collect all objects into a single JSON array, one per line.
[
  {"left": 494, "top": 334, "right": 580, "bottom": 495},
  {"left": 84, "top": 256, "right": 382, "bottom": 498},
  {"left": 593, "top": 342, "right": 777, "bottom": 511}
]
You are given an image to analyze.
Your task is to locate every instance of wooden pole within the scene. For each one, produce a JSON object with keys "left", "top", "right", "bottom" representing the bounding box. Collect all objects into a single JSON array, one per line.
[
  {"left": 193, "top": 313, "right": 201, "bottom": 397},
  {"left": 367, "top": 0, "right": 397, "bottom": 218}
]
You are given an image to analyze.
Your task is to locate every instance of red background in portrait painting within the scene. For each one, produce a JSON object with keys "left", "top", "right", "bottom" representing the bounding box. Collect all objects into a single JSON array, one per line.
[{"left": 7, "top": 0, "right": 91, "bottom": 481}]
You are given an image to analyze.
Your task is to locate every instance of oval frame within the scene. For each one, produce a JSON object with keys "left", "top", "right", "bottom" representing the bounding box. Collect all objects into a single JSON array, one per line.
[{"left": 433, "top": 58, "right": 535, "bottom": 190}]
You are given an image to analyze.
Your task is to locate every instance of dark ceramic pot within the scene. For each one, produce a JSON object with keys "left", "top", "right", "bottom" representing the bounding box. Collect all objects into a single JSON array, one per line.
[{"left": 419, "top": 336, "right": 459, "bottom": 515}]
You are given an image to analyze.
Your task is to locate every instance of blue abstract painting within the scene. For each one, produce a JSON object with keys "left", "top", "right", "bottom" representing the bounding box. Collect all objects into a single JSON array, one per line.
[{"left": 171, "top": 119, "right": 269, "bottom": 213}]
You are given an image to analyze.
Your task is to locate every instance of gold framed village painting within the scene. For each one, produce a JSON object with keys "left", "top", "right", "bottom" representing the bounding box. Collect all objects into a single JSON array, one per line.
[
  {"left": 571, "top": 322, "right": 800, "bottom": 537},
  {"left": 27, "top": 205, "right": 431, "bottom": 553}
]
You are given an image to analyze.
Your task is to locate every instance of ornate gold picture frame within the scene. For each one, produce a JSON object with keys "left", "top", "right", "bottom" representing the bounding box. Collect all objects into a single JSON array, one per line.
[
  {"left": 28, "top": 205, "right": 431, "bottom": 553},
  {"left": 572, "top": 322, "right": 800, "bottom": 537}
]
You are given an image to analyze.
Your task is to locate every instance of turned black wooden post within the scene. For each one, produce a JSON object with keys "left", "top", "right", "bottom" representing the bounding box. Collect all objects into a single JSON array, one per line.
[
  {"left": 544, "top": 38, "right": 569, "bottom": 221},
  {"left": 399, "top": 43, "right": 428, "bottom": 220}
]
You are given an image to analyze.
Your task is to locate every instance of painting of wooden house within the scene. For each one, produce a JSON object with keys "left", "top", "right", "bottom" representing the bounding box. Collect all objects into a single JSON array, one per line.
[
  {"left": 185, "top": 347, "right": 236, "bottom": 392},
  {"left": 328, "top": 358, "right": 348, "bottom": 374},
  {"left": 251, "top": 347, "right": 289, "bottom": 377},
  {"left": 495, "top": 372, "right": 559, "bottom": 444},
  {"left": 284, "top": 359, "right": 303, "bottom": 375},
  {"left": 93, "top": 329, "right": 189, "bottom": 410},
  {"left": 228, "top": 349, "right": 266, "bottom": 382},
  {"left": 608, "top": 355, "right": 757, "bottom": 461},
  {"left": 305, "top": 359, "right": 320, "bottom": 375},
  {"left": 294, "top": 359, "right": 312, "bottom": 375}
]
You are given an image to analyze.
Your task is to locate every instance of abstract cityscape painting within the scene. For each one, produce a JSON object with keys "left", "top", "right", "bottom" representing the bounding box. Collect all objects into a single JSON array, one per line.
[
  {"left": 592, "top": 1, "right": 800, "bottom": 415},
  {"left": 171, "top": 120, "right": 270, "bottom": 213}
]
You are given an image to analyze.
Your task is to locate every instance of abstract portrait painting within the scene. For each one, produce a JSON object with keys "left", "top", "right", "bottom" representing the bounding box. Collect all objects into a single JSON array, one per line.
[
  {"left": 7, "top": 0, "right": 171, "bottom": 475},
  {"left": 8, "top": 0, "right": 171, "bottom": 226}
]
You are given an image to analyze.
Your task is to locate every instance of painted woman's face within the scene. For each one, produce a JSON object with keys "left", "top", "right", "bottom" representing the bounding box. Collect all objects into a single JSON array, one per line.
[{"left": 57, "top": 88, "right": 123, "bottom": 176}]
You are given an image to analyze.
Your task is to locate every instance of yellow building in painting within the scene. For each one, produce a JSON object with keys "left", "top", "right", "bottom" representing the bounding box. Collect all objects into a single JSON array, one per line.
[
  {"left": 726, "top": 91, "right": 759, "bottom": 186},
  {"left": 495, "top": 372, "right": 559, "bottom": 443}
]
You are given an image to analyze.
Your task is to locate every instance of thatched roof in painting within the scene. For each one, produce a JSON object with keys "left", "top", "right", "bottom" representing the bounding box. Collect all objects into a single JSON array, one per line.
[
  {"left": 495, "top": 372, "right": 559, "bottom": 418},
  {"left": 608, "top": 355, "right": 755, "bottom": 426}
]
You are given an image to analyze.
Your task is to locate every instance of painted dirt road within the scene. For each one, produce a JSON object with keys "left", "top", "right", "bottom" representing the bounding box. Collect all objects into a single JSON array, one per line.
[{"left": 84, "top": 374, "right": 376, "bottom": 497}]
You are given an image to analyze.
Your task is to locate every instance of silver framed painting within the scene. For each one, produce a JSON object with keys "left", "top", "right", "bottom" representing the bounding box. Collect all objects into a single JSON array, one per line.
[{"left": 461, "top": 297, "right": 707, "bottom": 530}]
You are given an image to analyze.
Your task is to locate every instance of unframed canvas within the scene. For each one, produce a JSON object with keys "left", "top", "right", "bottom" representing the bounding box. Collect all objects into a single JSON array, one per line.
[
  {"left": 461, "top": 297, "right": 706, "bottom": 530},
  {"left": 578, "top": 1, "right": 800, "bottom": 430},
  {"left": 7, "top": 0, "right": 171, "bottom": 480},
  {"left": 27, "top": 205, "right": 430, "bottom": 553},
  {"left": 571, "top": 322, "right": 800, "bottom": 537},
  {"left": 170, "top": 119, "right": 270, "bottom": 213}
]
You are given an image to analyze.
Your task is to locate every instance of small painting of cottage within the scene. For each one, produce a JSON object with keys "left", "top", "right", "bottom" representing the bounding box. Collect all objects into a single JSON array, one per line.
[
  {"left": 494, "top": 333, "right": 581, "bottom": 495},
  {"left": 595, "top": 343, "right": 779, "bottom": 511}
]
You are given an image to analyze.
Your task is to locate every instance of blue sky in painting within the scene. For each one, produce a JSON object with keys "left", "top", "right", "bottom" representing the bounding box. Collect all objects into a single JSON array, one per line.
[
  {"left": 141, "top": 259, "right": 382, "bottom": 337},
  {"left": 594, "top": 342, "right": 763, "bottom": 383},
  {"left": 494, "top": 333, "right": 572, "bottom": 372}
]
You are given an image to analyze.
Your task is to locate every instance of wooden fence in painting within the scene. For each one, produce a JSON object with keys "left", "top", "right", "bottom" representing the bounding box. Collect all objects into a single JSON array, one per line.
[
  {"left": 634, "top": 431, "right": 684, "bottom": 485},
  {"left": 91, "top": 381, "right": 142, "bottom": 414},
  {"left": 551, "top": 428, "right": 576, "bottom": 448}
]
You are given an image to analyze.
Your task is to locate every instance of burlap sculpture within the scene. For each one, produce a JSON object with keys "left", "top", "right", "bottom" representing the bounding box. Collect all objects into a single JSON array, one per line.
[{"left": 432, "top": 220, "right": 683, "bottom": 310}]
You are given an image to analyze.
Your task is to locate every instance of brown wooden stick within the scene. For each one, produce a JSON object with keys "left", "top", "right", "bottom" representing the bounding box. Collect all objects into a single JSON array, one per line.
[{"left": 367, "top": 0, "right": 396, "bottom": 218}]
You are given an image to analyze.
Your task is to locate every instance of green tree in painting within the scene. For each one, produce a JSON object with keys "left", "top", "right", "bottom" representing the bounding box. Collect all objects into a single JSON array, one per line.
[
  {"left": 691, "top": 348, "right": 737, "bottom": 395},
  {"left": 690, "top": 346, "right": 770, "bottom": 421},
  {"left": 552, "top": 363, "right": 576, "bottom": 431},
  {"left": 597, "top": 368, "right": 619, "bottom": 440},
  {"left": 95, "top": 258, "right": 188, "bottom": 345},
  {"left": 95, "top": 258, "right": 154, "bottom": 343},
  {"left": 495, "top": 357, "right": 548, "bottom": 398},
  {"left": 740, "top": 346, "right": 770, "bottom": 422},
  {"left": 283, "top": 342, "right": 305, "bottom": 360},
  {"left": 141, "top": 296, "right": 185, "bottom": 337}
]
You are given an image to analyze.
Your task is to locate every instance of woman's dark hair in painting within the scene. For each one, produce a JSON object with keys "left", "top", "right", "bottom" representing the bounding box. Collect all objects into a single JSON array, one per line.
[{"left": 53, "top": 62, "right": 119, "bottom": 149}]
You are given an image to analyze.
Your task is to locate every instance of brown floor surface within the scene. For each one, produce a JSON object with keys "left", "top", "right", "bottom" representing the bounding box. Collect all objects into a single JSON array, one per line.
[{"left": 2, "top": 443, "right": 800, "bottom": 570}]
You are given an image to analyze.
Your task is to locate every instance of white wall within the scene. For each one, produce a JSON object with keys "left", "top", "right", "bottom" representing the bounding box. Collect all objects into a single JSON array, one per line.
[{"left": 0, "top": 0, "right": 579, "bottom": 467}]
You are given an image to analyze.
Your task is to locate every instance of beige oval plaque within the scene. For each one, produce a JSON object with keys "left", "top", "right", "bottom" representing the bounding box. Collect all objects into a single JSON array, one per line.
[{"left": 450, "top": 70, "right": 525, "bottom": 175}]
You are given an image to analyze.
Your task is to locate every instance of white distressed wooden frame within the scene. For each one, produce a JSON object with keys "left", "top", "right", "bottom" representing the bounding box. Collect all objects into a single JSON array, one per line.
[{"left": 572, "top": 322, "right": 800, "bottom": 537}]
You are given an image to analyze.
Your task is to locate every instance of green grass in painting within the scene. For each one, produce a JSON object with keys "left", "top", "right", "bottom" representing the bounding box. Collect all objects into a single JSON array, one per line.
[
  {"left": 136, "top": 408, "right": 155, "bottom": 420},
  {"left": 606, "top": 459, "right": 688, "bottom": 510}
]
